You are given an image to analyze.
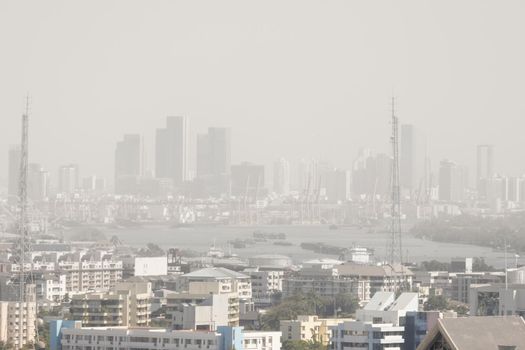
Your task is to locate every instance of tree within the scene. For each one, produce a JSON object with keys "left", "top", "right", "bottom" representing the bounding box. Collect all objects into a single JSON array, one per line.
[{"left": 424, "top": 295, "right": 449, "bottom": 311}]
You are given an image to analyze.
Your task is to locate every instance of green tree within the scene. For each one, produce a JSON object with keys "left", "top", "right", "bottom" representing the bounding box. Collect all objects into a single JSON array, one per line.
[{"left": 424, "top": 295, "right": 449, "bottom": 311}]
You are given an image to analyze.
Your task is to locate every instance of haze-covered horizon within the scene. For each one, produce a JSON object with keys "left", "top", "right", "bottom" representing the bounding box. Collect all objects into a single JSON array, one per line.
[{"left": 2, "top": 0, "right": 525, "bottom": 186}]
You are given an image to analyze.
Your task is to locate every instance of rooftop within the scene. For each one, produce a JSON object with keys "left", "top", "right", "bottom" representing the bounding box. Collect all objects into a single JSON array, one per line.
[
  {"left": 184, "top": 267, "right": 249, "bottom": 280},
  {"left": 417, "top": 316, "right": 525, "bottom": 350}
]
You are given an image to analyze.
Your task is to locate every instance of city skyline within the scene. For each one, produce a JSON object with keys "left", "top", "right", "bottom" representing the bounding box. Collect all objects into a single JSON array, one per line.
[{"left": 2, "top": 1, "right": 525, "bottom": 184}]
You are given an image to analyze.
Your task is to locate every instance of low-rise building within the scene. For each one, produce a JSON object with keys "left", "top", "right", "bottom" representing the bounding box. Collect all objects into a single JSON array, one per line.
[
  {"left": 50, "top": 322, "right": 281, "bottom": 350},
  {"left": 283, "top": 261, "right": 370, "bottom": 301}
]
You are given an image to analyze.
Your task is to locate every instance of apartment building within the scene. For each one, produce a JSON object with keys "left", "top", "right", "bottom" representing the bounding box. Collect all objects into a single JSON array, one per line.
[
  {"left": 280, "top": 315, "right": 349, "bottom": 345},
  {"left": 282, "top": 261, "right": 370, "bottom": 301},
  {"left": 244, "top": 268, "right": 283, "bottom": 307},
  {"left": 70, "top": 282, "right": 152, "bottom": 327},
  {"left": 50, "top": 322, "right": 281, "bottom": 350},
  {"left": 0, "top": 284, "right": 37, "bottom": 349},
  {"left": 330, "top": 292, "right": 419, "bottom": 350}
]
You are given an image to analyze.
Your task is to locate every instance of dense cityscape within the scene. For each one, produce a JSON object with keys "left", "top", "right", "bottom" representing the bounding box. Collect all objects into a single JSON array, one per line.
[{"left": 1, "top": 1, "right": 525, "bottom": 350}]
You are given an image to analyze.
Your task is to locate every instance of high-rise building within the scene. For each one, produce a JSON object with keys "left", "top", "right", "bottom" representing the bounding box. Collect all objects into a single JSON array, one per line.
[
  {"left": 195, "top": 127, "right": 231, "bottom": 195},
  {"left": 115, "top": 134, "right": 141, "bottom": 194},
  {"left": 438, "top": 160, "right": 461, "bottom": 201},
  {"left": 28, "top": 163, "right": 49, "bottom": 202},
  {"left": 477, "top": 144, "right": 494, "bottom": 199},
  {"left": 7, "top": 145, "right": 21, "bottom": 204},
  {"left": 273, "top": 158, "right": 290, "bottom": 195},
  {"left": 155, "top": 116, "right": 188, "bottom": 186},
  {"left": 58, "top": 164, "right": 79, "bottom": 195}
]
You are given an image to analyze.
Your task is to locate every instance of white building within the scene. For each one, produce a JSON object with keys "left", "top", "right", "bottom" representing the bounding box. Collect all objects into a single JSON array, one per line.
[
  {"left": 166, "top": 290, "right": 234, "bottom": 330},
  {"left": 470, "top": 283, "right": 525, "bottom": 317},
  {"left": 330, "top": 292, "right": 418, "bottom": 350},
  {"left": 0, "top": 285, "right": 37, "bottom": 349},
  {"left": 54, "top": 325, "right": 281, "bottom": 350},
  {"left": 244, "top": 268, "right": 283, "bottom": 306},
  {"left": 134, "top": 256, "right": 168, "bottom": 276}
]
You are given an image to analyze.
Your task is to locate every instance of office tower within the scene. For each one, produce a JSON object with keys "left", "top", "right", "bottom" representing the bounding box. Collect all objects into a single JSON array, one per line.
[
  {"left": 400, "top": 124, "right": 415, "bottom": 193},
  {"left": 58, "top": 164, "right": 79, "bottom": 194},
  {"left": 231, "top": 162, "right": 265, "bottom": 196},
  {"left": 115, "top": 134, "right": 141, "bottom": 194},
  {"left": 438, "top": 160, "right": 461, "bottom": 201},
  {"left": 477, "top": 144, "right": 494, "bottom": 199},
  {"left": 7, "top": 146, "right": 21, "bottom": 204},
  {"left": 155, "top": 116, "right": 188, "bottom": 186},
  {"left": 196, "top": 127, "right": 231, "bottom": 178},
  {"left": 27, "top": 163, "right": 49, "bottom": 202},
  {"left": 273, "top": 157, "right": 290, "bottom": 195}
]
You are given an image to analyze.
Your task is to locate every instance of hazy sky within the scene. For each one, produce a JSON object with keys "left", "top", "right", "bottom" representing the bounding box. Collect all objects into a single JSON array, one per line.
[{"left": 1, "top": 0, "right": 525, "bottom": 186}]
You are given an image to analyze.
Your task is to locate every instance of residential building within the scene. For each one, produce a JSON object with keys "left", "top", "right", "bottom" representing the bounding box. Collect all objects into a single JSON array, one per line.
[
  {"left": 0, "top": 284, "right": 37, "bottom": 349},
  {"left": 165, "top": 291, "right": 235, "bottom": 330},
  {"left": 244, "top": 268, "right": 283, "bottom": 307},
  {"left": 70, "top": 282, "right": 152, "bottom": 327},
  {"left": 50, "top": 323, "right": 281, "bottom": 350},
  {"left": 283, "top": 260, "right": 370, "bottom": 301},
  {"left": 280, "top": 315, "right": 347, "bottom": 345},
  {"left": 177, "top": 267, "right": 253, "bottom": 311},
  {"left": 330, "top": 292, "right": 418, "bottom": 350}
]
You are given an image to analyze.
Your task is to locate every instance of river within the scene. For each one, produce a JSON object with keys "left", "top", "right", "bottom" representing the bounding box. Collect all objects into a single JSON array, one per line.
[{"left": 88, "top": 224, "right": 515, "bottom": 269}]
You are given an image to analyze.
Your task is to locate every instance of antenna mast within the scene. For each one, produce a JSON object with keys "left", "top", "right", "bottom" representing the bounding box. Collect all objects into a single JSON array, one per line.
[
  {"left": 17, "top": 95, "right": 32, "bottom": 348},
  {"left": 389, "top": 97, "right": 403, "bottom": 272}
]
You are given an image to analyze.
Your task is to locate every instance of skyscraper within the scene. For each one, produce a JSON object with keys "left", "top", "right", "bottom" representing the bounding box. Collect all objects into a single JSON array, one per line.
[
  {"left": 27, "top": 163, "right": 49, "bottom": 202},
  {"left": 155, "top": 116, "right": 188, "bottom": 186},
  {"left": 58, "top": 164, "right": 79, "bottom": 194},
  {"left": 197, "top": 127, "right": 231, "bottom": 178},
  {"left": 438, "top": 159, "right": 461, "bottom": 201},
  {"left": 477, "top": 144, "right": 494, "bottom": 199},
  {"left": 273, "top": 157, "right": 290, "bottom": 195},
  {"left": 115, "top": 134, "right": 141, "bottom": 194},
  {"left": 7, "top": 145, "right": 21, "bottom": 204},
  {"left": 195, "top": 127, "right": 231, "bottom": 196}
]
